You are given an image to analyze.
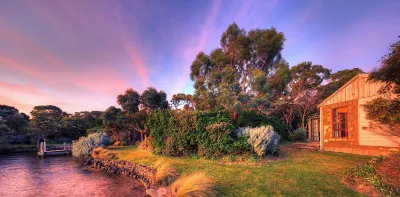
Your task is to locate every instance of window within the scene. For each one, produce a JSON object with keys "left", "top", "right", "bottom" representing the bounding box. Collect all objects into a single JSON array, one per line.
[{"left": 333, "top": 107, "right": 348, "bottom": 137}]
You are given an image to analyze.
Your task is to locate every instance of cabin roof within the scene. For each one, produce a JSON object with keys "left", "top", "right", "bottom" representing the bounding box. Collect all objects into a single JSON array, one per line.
[{"left": 317, "top": 73, "right": 369, "bottom": 107}]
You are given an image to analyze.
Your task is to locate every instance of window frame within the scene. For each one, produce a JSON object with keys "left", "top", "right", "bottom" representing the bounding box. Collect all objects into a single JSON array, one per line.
[{"left": 332, "top": 107, "right": 348, "bottom": 138}]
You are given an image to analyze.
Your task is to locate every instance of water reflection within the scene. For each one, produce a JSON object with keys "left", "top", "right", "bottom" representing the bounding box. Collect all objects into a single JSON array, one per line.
[{"left": 0, "top": 154, "right": 146, "bottom": 197}]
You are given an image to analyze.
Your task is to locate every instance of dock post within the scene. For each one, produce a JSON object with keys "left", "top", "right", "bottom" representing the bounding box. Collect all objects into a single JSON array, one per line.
[
  {"left": 63, "top": 142, "right": 66, "bottom": 150},
  {"left": 43, "top": 139, "right": 47, "bottom": 153},
  {"left": 40, "top": 142, "right": 44, "bottom": 154}
]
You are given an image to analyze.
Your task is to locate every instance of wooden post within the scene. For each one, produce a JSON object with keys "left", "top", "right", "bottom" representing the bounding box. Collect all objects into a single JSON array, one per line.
[{"left": 40, "top": 142, "right": 44, "bottom": 155}]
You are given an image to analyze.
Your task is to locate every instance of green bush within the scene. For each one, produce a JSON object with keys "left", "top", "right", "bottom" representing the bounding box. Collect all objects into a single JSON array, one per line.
[
  {"left": 72, "top": 132, "right": 110, "bottom": 157},
  {"left": 248, "top": 125, "right": 280, "bottom": 157},
  {"left": 289, "top": 128, "right": 307, "bottom": 142},
  {"left": 236, "top": 110, "right": 288, "bottom": 140},
  {"left": 147, "top": 109, "right": 236, "bottom": 158}
]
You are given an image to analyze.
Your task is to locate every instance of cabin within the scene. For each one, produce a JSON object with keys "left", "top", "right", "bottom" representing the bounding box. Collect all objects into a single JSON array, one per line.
[{"left": 308, "top": 74, "right": 399, "bottom": 156}]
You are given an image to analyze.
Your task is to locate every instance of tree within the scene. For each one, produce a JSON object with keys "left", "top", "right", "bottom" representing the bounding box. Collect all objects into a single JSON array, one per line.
[
  {"left": 0, "top": 105, "right": 30, "bottom": 134},
  {"left": 271, "top": 62, "right": 330, "bottom": 132},
  {"left": 117, "top": 88, "right": 146, "bottom": 143},
  {"left": 117, "top": 88, "right": 141, "bottom": 113},
  {"left": 141, "top": 87, "right": 169, "bottom": 110},
  {"left": 5, "top": 113, "right": 29, "bottom": 134},
  {"left": 363, "top": 36, "right": 400, "bottom": 143},
  {"left": 190, "top": 23, "right": 286, "bottom": 111},
  {"left": 171, "top": 93, "right": 194, "bottom": 109},
  {"left": 61, "top": 115, "right": 88, "bottom": 139},
  {"left": 318, "top": 68, "right": 364, "bottom": 101},
  {"left": 0, "top": 105, "right": 19, "bottom": 118},
  {"left": 102, "top": 106, "right": 123, "bottom": 142},
  {"left": 369, "top": 36, "right": 400, "bottom": 93},
  {"left": 30, "top": 105, "right": 64, "bottom": 146}
]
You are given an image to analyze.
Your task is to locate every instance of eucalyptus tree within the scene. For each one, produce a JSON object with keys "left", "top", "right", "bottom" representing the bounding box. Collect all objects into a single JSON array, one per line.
[{"left": 189, "top": 23, "right": 288, "bottom": 111}]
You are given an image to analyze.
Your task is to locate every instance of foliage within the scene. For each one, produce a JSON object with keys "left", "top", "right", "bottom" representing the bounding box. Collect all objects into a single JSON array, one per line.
[
  {"left": 318, "top": 68, "right": 364, "bottom": 101},
  {"left": 141, "top": 87, "right": 169, "bottom": 110},
  {"left": 248, "top": 125, "right": 280, "bottom": 157},
  {"left": 289, "top": 128, "right": 308, "bottom": 142},
  {"left": 72, "top": 132, "right": 110, "bottom": 157},
  {"left": 200, "top": 121, "right": 234, "bottom": 157},
  {"left": 30, "top": 105, "right": 63, "bottom": 138},
  {"left": 117, "top": 88, "right": 141, "bottom": 113},
  {"left": 171, "top": 93, "right": 194, "bottom": 109},
  {"left": 236, "top": 110, "right": 288, "bottom": 140},
  {"left": 189, "top": 23, "right": 287, "bottom": 110},
  {"left": 369, "top": 36, "right": 400, "bottom": 94},
  {"left": 91, "top": 147, "right": 117, "bottom": 160},
  {"left": 362, "top": 97, "right": 400, "bottom": 142},
  {"left": 346, "top": 154, "right": 400, "bottom": 196},
  {"left": 0, "top": 105, "right": 29, "bottom": 135},
  {"left": 231, "top": 136, "right": 251, "bottom": 154},
  {"left": 154, "top": 159, "right": 179, "bottom": 186},
  {"left": 171, "top": 172, "right": 217, "bottom": 197},
  {"left": 147, "top": 110, "right": 236, "bottom": 158}
]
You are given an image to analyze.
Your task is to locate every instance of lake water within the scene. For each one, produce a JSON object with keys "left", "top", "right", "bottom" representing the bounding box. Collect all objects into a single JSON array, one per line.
[{"left": 0, "top": 154, "right": 146, "bottom": 197}]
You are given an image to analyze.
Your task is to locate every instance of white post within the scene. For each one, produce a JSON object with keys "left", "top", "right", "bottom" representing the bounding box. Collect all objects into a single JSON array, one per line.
[
  {"left": 43, "top": 139, "right": 47, "bottom": 153},
  {"left": 63, "top": 142, "right": 66, "bottom": 150}
]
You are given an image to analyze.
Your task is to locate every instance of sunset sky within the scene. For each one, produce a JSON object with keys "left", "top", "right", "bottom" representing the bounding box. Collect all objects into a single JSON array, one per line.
[{"left": 0, "top": 0, "right": 399, "bottom": 114}]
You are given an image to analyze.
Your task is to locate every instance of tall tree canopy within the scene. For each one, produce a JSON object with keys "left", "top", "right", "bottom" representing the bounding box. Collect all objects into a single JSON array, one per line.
[
  {"left": 141, "top": 87, "right": 169, "bottom": 110},
  {"left": 190, "top": 23, "right": 287, "bottom": 110},
  {"left": 0, "top": 105, "right": 29, "bottom": 134},
  {"left": 271, "top": 62, "right": 330, "bottom": 131},
  {"left": 171, "top": 93, "right": 194, "bottom": 109},
  {"left": 318, "top": 68, "right": 364, "bottom": 100},
  {"left": 369, "top": 36, "right": 400, "bottom": 93},
  {"left": 117, "top": 88, "right": 141, "bottom": 113}
]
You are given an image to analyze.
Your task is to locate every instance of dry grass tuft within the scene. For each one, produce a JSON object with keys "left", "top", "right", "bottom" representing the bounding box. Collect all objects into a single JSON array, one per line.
[
  {"left": 91, "top": 147, "right": 117, "bottom": 160},
  {"left": 171, "top": 172, "right": 217, "bottom": 197},
  {"left": 154, "top": 159, "right": 179, "bottom": 186}
]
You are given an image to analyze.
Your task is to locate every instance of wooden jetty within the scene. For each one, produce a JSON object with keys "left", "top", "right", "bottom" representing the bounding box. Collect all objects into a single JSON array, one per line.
[{"left": 37, "top": 140, "right": 72, "bottom": 157}]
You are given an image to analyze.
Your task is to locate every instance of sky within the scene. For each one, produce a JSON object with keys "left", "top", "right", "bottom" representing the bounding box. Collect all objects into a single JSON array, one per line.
[{"left": 0, "top": 0, "right": 399, "bottom": 114}]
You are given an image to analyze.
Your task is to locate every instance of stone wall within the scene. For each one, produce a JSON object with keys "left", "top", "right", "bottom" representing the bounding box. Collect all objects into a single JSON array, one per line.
[{"left": 83, "top": 157, "right": 157, "bottom": 189}]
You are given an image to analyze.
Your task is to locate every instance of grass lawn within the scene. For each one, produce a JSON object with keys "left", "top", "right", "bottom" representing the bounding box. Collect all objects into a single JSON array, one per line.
[{"left": 106, "top": 143, "right": 371, "bottom": 197}]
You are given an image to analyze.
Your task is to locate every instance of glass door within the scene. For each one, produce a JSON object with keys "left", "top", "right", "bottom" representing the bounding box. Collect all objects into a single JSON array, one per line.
[{"left": 311, "top": 118, "right": 320, "bottom": 141}]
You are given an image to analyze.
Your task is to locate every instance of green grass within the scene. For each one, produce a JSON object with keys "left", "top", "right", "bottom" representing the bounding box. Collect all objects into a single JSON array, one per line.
[{"left": 107, "top": 144, "right": 371, "bottom": 197}]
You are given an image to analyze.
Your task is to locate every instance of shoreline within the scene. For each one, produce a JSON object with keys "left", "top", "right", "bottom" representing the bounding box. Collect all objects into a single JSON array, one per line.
[{"left": 82, "top": 156, "right": 159, "bottom": 196}]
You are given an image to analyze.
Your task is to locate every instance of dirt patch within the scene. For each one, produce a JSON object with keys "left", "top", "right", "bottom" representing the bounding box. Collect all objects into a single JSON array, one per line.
[{"left": 343, "top": 178, "right": 382, "bottom": 197}]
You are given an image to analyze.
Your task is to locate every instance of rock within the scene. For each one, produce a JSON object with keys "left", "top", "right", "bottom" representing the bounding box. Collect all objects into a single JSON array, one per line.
[{"left": 146, "top": 187, "right": 173, "bottom": 197}]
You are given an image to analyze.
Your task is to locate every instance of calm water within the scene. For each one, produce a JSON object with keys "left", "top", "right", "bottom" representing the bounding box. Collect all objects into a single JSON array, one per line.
[{"left": 0, "top": 154, "right": 146, "bottom": 197}]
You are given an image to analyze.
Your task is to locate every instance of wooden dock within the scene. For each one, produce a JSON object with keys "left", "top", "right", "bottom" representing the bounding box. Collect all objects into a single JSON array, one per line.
[{"left": 37, "top": 141, "right": 72, "bottom": 157}]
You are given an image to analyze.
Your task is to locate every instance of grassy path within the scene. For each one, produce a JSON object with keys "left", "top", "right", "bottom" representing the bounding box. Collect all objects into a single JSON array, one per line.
[{"left": 107, "top": 144, "right": 370, "bottom": 197}]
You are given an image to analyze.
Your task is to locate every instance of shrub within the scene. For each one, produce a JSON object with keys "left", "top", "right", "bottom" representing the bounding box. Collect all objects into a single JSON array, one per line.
[
  {"left": 171, "top": 172, "right": 217, "bottom": 197},
  {"left": 236, "top": 110, "right": 289, "bottom": 140},
  {"left": 72, "top": 132, "right": 110, "bottom": 157},
  {"left": 248, "top": 125, "right": 280, "bottom": 157},
  {"left": 231, "top": 136, "right": 251, "bottom": 154},
  {"left": 154, "top": 159, "right": 179, "bottom": 186},
  {"left": 11, "top": 134, "right": 31, "bottom": 144},
  {"left": 289, "top": 128, "right": 307, "bottom": 142},
  {"left": 91, "top": 147, "right": 116, "bottom": 160},
  {"left": 148, "top": 109, "right": 235, "bottom": 158},
  {"left": 375, "top": 153, "right": 400, "bottom": 193},
  {"left": 345, "top": 154, "right": 400, "bottom": 196}
]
